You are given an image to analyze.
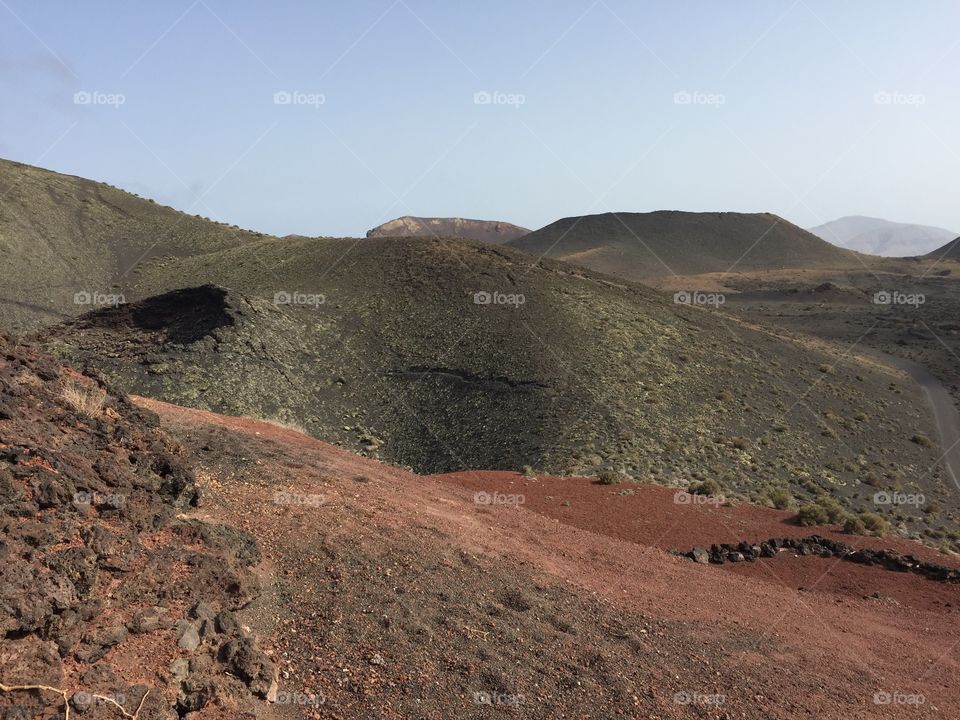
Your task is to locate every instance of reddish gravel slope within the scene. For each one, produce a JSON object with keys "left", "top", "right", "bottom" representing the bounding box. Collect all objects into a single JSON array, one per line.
[{"left": 134, "top": 396, "right": 960, "bottom": 719}]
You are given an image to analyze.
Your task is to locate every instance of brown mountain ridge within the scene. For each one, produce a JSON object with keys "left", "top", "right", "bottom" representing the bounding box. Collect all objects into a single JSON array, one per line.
[
  {"left": 509, "top": 210, "right": 867, "bottom": 280},
  {"left": 366, "top": 215, "right": 530, "bottom": 243}
]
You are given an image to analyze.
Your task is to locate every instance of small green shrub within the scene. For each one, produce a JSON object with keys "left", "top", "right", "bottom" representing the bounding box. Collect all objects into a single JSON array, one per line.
[
  {"left": 814, "top": 496, "right": 847, "bottom": 524},
  {"left": 862, "top": 471, "right": 882, "bottom": 487},
  {"left": 770, "top": 488, "right": 794, "bottom": 510},
  {"left": 911, "top": 434, "right": 933, "bottom": 448},
  {"left": 691, "top": 479, "right": 722, "bottom": 497},
  {"left": 796, "top": 504, "right": 831, "bottom": 527},
  {"left": 859, "top": 512, "right": 890, "bottom": 537},
  {"left": 597, "top": 471, "right": 621, "bottom": 485},
  {"left": 843, "top": 516, "right": 866, "bottom": 535},
  {"left": 796, "top": 496, "right": 848, "bottom": 527}
]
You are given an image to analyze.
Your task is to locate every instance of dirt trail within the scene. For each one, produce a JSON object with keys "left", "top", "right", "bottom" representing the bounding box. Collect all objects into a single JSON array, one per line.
[{"left": 866, "top": 349, "right": 960, "bottom": 491}]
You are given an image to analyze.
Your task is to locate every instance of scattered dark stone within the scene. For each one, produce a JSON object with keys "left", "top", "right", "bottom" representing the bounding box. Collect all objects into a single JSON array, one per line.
[
  {"left": 80, "top": 524, "right": 118, "bottom": 558},
  {"left": 87, "top": 624, "right": 128, "bottom": 648},
  {"left": 689, "top": 548, "right": 710, "bottom": 564},
  {"left": 218, "top": 636, "right": 277, "bottom": 698},
  {"left": 75, "top": 624, "right": 129, "bottom": 662},
  {"left": 0, "top": 467, "right": 23, "bottom": 502},
  {"left": 173, "top": 520, "right": 261, "bottom": 566},
  {"left": 0, "top": 636, "right": 63, "bottom": 685},
  {"left": 152, "top": 452, "right": 199, "bottom": 508},
  {"left": 130, "top": 606, "right": 172, "bottom": 634},
  {"left": 675, "top": 534, "right": 960, "bottom": 583},
  {"left": 80, "top": 662, "right": 120, "bottom": 687},
  {"left": 190, "top": 600, "right": 216, "bottom": 623},
  {"left": 177, "top": 621, "right": 202, "bottom": 652},
  {"left": 215, "top": 609, "right": 242, "bottom": 636},
  {"left": 46, "top": 547, "right": 99, "bottom": 597},
  {"left": 177, "top": 677, "right": 218, "bottom": 714},
  {"left": 170, "top": 657, "right": 190, "bottom": 682},
  {"left": 33, "top": 472, "right": 76, "bottom": 508},
  {"left": 78, "top": 599, "right": 103, "bottom": 621},
  {"left": 189, "top": 653, "right": 215, "bottom": 675}
]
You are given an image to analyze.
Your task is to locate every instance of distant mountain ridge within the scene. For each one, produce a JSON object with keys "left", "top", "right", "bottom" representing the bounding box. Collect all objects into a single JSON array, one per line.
[
  {"left": 367, "top": 216, "right": 529, "bottom": 243},
  {"left": 809, "top": 215, "right": 957, "bottom": 257},
  {"left": 508, "top": 211, "right": 857, "bottom": 280},
  {"left": 3, "top": 158, "right": 943, "bottom": 539}
]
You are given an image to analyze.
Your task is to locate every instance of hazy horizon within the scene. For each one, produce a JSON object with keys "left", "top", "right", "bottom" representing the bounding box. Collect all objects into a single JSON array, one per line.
[{"left": 2, "top": 0, "right": 958, "bottom": 237}]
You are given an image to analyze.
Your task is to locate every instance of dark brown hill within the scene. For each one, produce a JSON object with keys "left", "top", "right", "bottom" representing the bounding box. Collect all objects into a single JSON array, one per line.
[
  {"left": 509, "top": 211, "right": 861, "bottom": 279},
  {"left": 925, "top": 236, "right": 960, "bottom": 259}
]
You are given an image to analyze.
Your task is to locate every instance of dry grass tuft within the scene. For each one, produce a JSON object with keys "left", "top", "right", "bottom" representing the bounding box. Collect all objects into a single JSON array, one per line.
[{"left": 61, "top": 379, "right": 107, "bottom": 417}]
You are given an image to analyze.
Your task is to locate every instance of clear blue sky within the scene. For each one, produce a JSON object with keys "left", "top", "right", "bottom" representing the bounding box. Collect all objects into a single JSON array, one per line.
[{"left": 2, "top": 0, "right": 958, "bottom": 237}]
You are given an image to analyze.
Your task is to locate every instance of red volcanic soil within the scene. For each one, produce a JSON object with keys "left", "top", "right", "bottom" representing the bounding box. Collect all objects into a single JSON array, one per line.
[
  {"left": 136, "top": 397, "right": 960, "bottom": 719},
  {"left": 430, "top": 470, "right": 960, "bottom": 609}
]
